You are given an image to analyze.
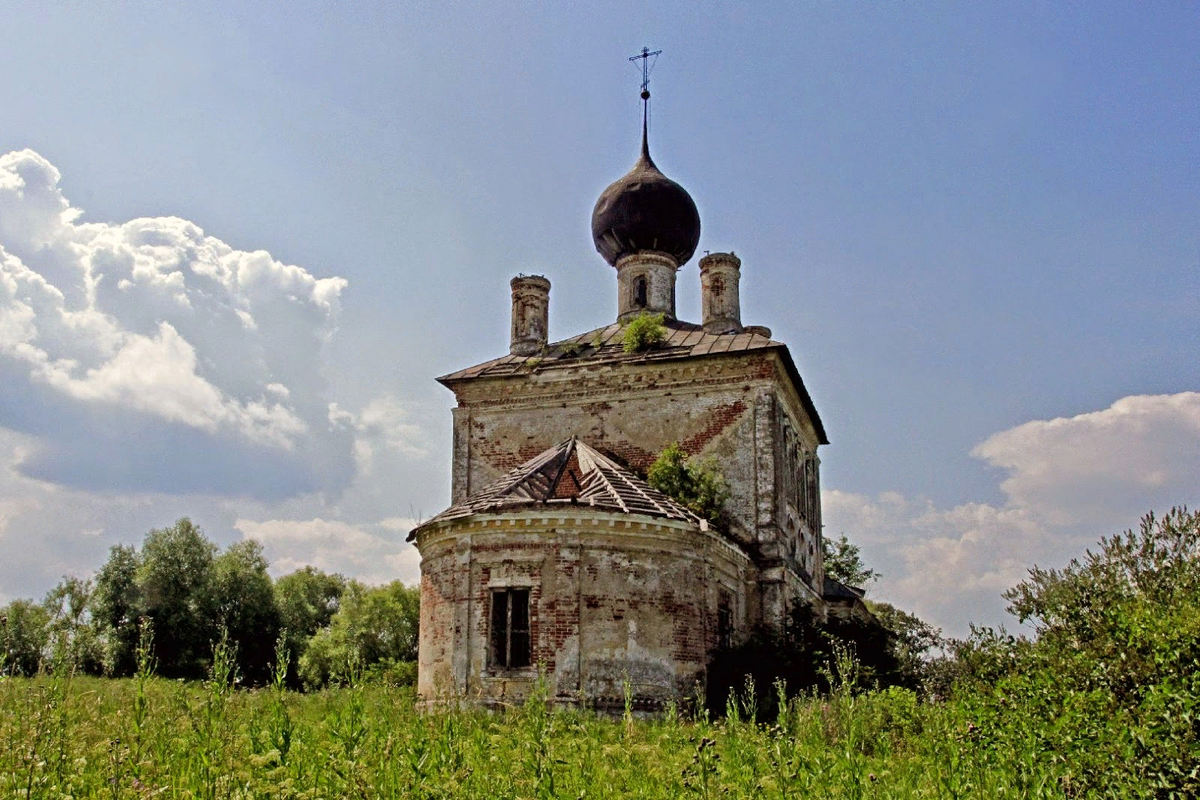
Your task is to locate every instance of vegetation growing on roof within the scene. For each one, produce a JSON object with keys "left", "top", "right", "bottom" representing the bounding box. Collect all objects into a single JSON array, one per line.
[
  {"left": 622, "top": 312, "right": 666, "bottom": 353},
  {"left": 822, "top": 533, "right": 880, "bottom": 589},
  {"left": 647, "top": 443, "right": 729, "bottom": 523}
]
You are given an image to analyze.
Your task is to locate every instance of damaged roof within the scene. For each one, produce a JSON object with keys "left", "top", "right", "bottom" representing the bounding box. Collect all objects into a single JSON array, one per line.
[
  {"left": 437, "top": 319, "right": 827, "bottom": 445},
  {"left": 408, "top": 438, "right": 703, "bottom": 540}
]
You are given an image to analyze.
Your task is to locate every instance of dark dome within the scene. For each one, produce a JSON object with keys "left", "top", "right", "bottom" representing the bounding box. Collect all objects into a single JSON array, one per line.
[{"left": 591, "top": 134, "right": 701, "bottom": 267}]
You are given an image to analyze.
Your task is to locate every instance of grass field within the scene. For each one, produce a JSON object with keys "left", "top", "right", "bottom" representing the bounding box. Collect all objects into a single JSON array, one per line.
[
  {"left": 0, "top": 667, "right": 1084, "bottom": 800},
  {"left": 8, "top": 511, "right": 1196, "bottom": 798}
]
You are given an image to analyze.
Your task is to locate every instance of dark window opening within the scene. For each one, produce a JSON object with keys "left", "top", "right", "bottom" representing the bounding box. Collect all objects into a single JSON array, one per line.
[
  {"left": 633, "top": 276, "right": 648, "bottom": 309},
  {"left": 491, "top": 588, "right": 531, "bottom": 669},
  {"left": 717, "top": 591, "right": 733, "bottom": 650}
]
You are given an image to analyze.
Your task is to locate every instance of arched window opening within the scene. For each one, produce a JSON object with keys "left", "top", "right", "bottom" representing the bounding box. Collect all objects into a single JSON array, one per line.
[{"left": 633, "top": 276, "right": 648, "bottom": 309}]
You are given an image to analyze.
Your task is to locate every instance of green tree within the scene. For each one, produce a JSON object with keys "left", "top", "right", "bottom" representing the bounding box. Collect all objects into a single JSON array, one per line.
[
  {"left": 299, "top": 580, "right": 419, "bottom": 689},
  {"left": 1002, "top": 506, "right": 1200, "bottom": 706},
  {"left": 43, "top": 576, "right": 103, "bottom": 674},
  {"left": 138, "top": 518, "right": 218, "bottom": 679},
  {"left": 822, "top": 534, "right": 879, "bottom": 589},
  {"left": 275, "top": 566, "right": 346, "bottom": 685},
  {"left": 213, "top": 540, "right": 281, "bottom": 685},
  {"left": 90, "top": 544, "right": 142, "bottom": 675},
  {"left": 647, "top": 443, "right": 729, "bottom": 523},
  {"left": 0, "top": 598, "right": 51, "bottom": 676},
  {"left": 1005, "top": 506, "right": 1199, "bottom": 638},
  {"left": 948, "top": 508, "right": 1200, "bottom": 796},
  {"left": 868, "top": 601, "right": 943, "bottom": 693}
]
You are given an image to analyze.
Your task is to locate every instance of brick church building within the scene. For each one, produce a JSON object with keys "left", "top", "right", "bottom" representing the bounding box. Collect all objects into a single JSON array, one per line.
[{"left": 409, "top": 85, "right": 856, "bottom": 712}]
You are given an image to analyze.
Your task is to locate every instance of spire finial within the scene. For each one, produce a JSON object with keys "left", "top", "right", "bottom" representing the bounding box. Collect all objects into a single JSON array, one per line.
[{"left": 629, "top": 46, "right": 661, "bottom": 161}]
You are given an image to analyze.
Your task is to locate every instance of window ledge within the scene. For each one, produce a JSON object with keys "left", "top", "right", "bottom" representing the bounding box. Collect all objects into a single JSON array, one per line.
[{"left": 484, "top": 668, "right": 538, "bottom": 679}]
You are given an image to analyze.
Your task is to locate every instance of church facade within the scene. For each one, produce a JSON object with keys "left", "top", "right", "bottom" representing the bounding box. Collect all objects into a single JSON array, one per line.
[{"left": 409, "top": 98, "right": 840, "bottom": 712}]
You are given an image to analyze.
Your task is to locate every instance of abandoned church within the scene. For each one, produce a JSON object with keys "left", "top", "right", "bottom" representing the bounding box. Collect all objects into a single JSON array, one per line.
[{"left": 408, "top": 79, "right": 863, "bottom": 712}]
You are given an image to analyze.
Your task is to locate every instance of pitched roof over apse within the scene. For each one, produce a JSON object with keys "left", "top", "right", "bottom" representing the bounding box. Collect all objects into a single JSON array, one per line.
[
  {"left": 408, "top": 438, "right": 703, "bottom": 540},
  {"left": 437, "top": 319, "right": 828, "bottom": 444}
]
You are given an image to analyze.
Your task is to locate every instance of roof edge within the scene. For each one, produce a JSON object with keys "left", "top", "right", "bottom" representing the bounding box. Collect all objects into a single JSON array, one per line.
[
  {"left": 408, "top": 504, "right": 710, "bottom": 542},
  {"left": 770, "top": 344, "right": 829, "bottom": 445},
  {"left": 439, "top": 346, "right": 827, "bottom": 445}
]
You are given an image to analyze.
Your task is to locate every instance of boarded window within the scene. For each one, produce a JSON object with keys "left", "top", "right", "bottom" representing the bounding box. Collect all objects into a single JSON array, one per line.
[{"left": 490, "top": 588, "right": 531, "bottom": 669}]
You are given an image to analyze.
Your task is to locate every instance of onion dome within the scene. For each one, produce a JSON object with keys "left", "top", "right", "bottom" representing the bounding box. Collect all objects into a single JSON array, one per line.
[{"left": 591, "top": 114, "right": 701, "bottom": 268}]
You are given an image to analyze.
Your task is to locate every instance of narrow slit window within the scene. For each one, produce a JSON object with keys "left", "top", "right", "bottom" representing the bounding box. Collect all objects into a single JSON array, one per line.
[
  {"left": 491, "top": 588, "right": 531, "bottom": 669},
  {"left": 633, "top": 276, "right": 648, "bottom": 309},
  {"left": 717, "top": 590, "right": 733, "bottom": 650}
]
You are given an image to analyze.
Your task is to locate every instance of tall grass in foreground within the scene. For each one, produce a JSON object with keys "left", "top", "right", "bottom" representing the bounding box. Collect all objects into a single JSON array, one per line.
[{"left": 1, "top": 669, "right": 1097, "bottom": 800}]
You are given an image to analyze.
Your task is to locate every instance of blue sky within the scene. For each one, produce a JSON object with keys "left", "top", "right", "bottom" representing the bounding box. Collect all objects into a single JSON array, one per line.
[{"left": 1, "top": 2, "right": 1196, "bottom": 635}]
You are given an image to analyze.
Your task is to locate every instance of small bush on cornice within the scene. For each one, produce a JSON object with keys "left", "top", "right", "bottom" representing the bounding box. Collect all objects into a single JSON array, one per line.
[
  {"left": 622, "top": 313, "right": 666, "bottom": 354},
  {"left": 648, "top": 443, "right": 729, "bottom": 523}
]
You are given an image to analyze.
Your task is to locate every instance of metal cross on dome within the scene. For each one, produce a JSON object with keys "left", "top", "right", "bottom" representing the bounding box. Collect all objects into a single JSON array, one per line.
[{"left": 629, "top": 46, "right": 662, "bottom": 97}]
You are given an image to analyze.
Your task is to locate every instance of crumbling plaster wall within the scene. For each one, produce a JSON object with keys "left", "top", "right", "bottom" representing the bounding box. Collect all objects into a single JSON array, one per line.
[
  {"left": 414, "top": 511, "right": 754, "bottom": 710},
  {"left": 447, "top": 350, "right": 823, "bottom": 572}
]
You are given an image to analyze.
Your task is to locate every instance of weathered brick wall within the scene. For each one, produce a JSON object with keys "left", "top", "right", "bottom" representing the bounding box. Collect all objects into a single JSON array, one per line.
[
  {"left": 446, "top": 349, "right": 825, "bottom": 613},
  {"left": 413, "top": 511, "right": 754, "bottom": 710},
  {"left": 415, "top": 536, "right": 459, "bottom": 698},
  {"left": 448, "top": 352, "right": 813, "bottom": 546}
]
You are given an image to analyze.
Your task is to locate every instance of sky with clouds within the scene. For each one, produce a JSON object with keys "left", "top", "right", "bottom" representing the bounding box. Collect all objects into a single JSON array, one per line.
[{"left": 0, "top": 2, "right": 1196, "bottom": 636}]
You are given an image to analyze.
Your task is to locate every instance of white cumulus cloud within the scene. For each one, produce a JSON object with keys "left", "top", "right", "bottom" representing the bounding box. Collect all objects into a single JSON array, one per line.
[
  {"left": 235, "top": 516, "right": 421, "bottom": 585},
  {"left": 972, "top": 392, "right": 1200, "bottom": 526},
  {"left": 825, "top": 392, "right": 1200, "bottom": 636},
  {"left": 0, "top": 151, "right": 440, "bottom": 602},
  {"left": 0, "top": 149, "right": 355, "bottom": 497}
]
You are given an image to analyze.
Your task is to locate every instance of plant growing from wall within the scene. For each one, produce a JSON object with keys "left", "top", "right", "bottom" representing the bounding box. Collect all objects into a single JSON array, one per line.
[
  {"left": 647, "top": 443, "right": 729, "bottom": 523},
  {"left": 622, "top": 312, "right": 666, "bottom": 353}
]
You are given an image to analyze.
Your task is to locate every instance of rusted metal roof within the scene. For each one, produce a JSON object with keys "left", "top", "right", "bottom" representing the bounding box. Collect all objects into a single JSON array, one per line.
[
  {"left": 408, "top": 438, "right": 702, "bottom": 539},
  {"left": 438, "top": 319, "right": 774, "bottom": 381},
  {"left": 437, "top": 319, "right": 829, "bottom": 445}
]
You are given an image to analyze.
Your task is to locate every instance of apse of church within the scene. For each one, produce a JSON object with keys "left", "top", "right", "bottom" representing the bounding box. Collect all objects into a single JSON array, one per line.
[{"left": 409, "top": 61, "right": 837, "bottom": 712}]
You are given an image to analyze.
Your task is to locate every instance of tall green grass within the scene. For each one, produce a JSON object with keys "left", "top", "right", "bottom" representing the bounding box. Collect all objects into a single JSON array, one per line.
[{"left": 0, "top": 668, "right": 1086, "bottom": 799}]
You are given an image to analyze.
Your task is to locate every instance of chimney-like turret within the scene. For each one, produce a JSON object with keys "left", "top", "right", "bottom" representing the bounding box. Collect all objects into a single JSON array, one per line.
[
  {"left": 510, "top": 275, "right": 550, "bottom": 355},
  {"left": 699, "top": 252, "right": 743, "bottom": 334},
  {"left": 615, "top": 252, "right": 678, "bottom": 322}
]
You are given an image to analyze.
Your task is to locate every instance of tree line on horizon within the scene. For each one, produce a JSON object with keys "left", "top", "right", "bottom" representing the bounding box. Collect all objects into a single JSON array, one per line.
[
  {"left": 0, "top": 518, "right": 418, "bottom": 688},
  {"left": 0, "top": 514, "right": 938, "bottom": 696},
  {"left": 2, "top": 508, "right": 1198, "bottom": 791}
]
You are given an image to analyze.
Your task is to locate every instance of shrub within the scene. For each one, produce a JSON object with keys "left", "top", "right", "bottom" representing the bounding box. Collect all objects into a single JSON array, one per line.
[
  {"left": 299, "top": 580, "right": 419, "bottom": 689},
  {"left": 1012, "top": 508, "right": 1200, "bottom": 792},
  {"left": 946, "top": 507, "right": 1200, "bottom": 797},
  {"left": 647, "top": 443, "right": 729, "bottom": 523},
  {"left": 622, "top": 312, "right": 666, "bottom": 353},
  {"left": 706, "top": 604, "right": 909, "bottom": 718}
]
